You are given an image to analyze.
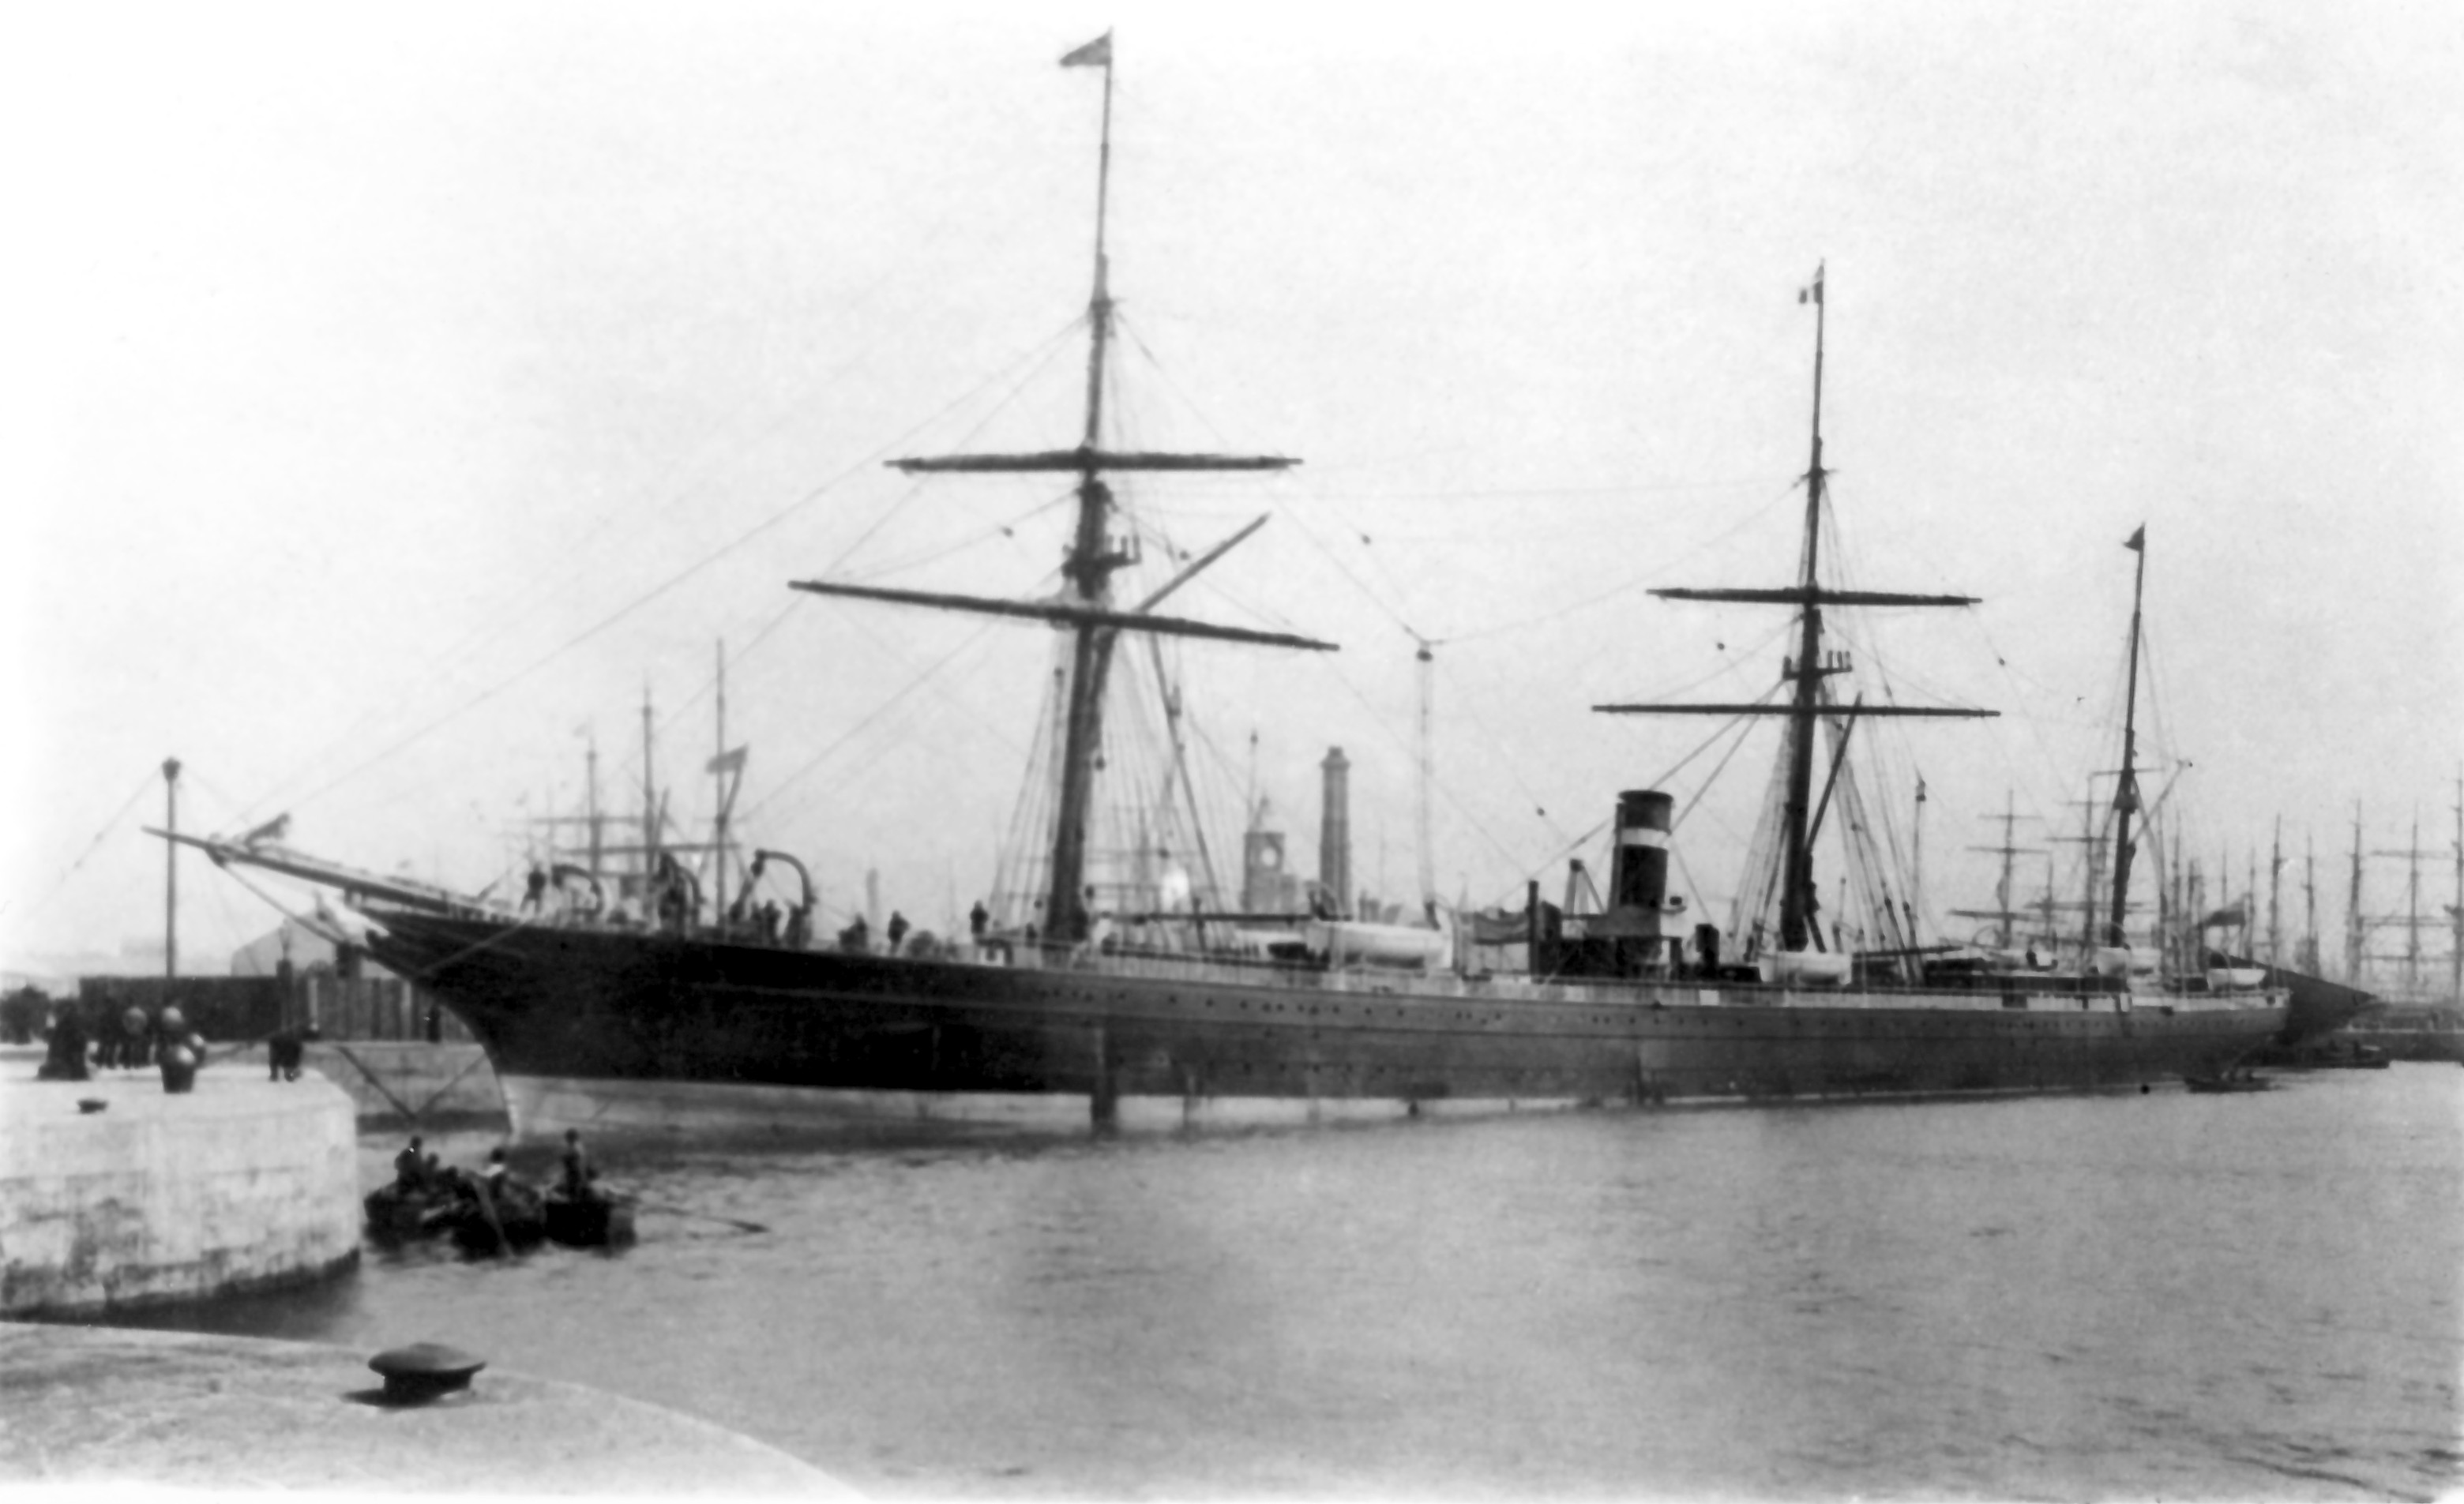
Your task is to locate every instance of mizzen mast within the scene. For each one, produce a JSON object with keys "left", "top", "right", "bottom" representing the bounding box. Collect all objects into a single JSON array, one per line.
[
  {"left": 1596, "top": 266, "right": 1990, "bottom": 956},
  {"left": 789, "top": 34, "right": 1333, "bottom": 944}
]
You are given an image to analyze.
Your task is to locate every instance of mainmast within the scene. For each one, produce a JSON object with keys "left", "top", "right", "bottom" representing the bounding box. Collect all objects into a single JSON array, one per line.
[
  {"left": 1777, "top": 268, "right": 1831, "bottom": 951},
  {"left": 1595, "top": 266, "right": 1990, "bottom": 957},
  {"left": 2106, "top": 526, "right": 2148, "bottom": 948},
  {"left": 1047, "top": 36, "right": 1125, "bottom": 947},
  {"left": 791, "top": 34, "right": 1334, "bottom": 945}
]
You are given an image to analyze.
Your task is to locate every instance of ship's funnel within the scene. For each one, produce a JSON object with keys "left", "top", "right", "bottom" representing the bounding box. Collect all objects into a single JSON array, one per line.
[{"left": 1594, "top": 790, "right": 1672, "bottom": 940}]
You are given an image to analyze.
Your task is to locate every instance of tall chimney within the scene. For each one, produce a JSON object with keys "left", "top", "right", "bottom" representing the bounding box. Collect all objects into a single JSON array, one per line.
[{"left": 1319, "top": 747, "right": 1351, "bottom": 919}]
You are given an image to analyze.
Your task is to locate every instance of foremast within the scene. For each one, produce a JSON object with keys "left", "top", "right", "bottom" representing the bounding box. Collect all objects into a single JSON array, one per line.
[
  {"left": 1596, "top": 267, "right": 1992, "bottom": 956},
  {"left": 788, "top": 35, "right": 1333, "bottom": 944}
]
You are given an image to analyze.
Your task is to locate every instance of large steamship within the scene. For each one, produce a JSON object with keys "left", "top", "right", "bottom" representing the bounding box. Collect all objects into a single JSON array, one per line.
[{"left": 164, "top": 37, "right": 2327, "bottom": 1142}]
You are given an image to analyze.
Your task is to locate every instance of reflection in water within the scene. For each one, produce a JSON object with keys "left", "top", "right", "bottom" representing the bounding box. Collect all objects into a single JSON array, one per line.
[{"left": 106, "top": 1067, "right": 2464, "bottom": 1499}]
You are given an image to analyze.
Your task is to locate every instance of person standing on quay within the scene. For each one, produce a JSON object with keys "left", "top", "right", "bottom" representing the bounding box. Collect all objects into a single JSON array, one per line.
[{"left": 121, "top": 1006, "right": 152, "bottom": 1070}]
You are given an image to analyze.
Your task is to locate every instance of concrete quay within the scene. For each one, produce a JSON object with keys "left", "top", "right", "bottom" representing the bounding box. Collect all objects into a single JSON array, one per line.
[
  {"left": 1, "top": 1059, "right": 359, "bottom": 1315},
  {"left": 0, "top": 1324, "right": 853, "bottom": 1495}
]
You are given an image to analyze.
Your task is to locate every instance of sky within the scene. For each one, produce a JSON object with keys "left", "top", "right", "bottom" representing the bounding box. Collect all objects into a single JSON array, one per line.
[{"left": 5, "top": 2, "right": 2460, "bottom": 985}]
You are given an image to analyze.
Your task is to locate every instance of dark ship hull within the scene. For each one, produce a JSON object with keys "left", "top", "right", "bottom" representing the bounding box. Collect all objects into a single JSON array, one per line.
[{"left": 370, "top": 910, "right": 2295, "bottom": 1142}]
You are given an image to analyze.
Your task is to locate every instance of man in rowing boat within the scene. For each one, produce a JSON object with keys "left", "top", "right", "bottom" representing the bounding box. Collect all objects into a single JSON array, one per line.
[
  {"left": 559, "top": 1129, "right": 593, "bottom": 1201},
  {"left": 394, "top": 1135, "right": 428, "bottom": 1192}
]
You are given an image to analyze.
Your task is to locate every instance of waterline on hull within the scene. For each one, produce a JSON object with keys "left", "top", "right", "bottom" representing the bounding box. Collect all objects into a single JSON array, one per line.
[{"left": 497, "top": 1069, "right": 2237, "bottom": 1146}]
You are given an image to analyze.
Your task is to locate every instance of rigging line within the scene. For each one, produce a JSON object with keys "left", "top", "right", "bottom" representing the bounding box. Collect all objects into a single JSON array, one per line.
[
  {"left": 1594, "top": 618, "right": 1797, "bottom": 707},
  {"left": 254, "top": 321, "right": 1080, "bottom": 831},
  {"left": 1299, "top": 649, "right": 1526, "bottom": 877},
  {"left": 180, "top": 771, "right": 258, "bottom": 836},
  {"left": 213, "top": 860, "right": 341, "bottom": 941},
  {"left": 841, "top": 489, "right": 1078, "bottom": 583},
  {"left": 655, "top": 344, "right": 1087, "bottom": 750},
  {"left": 275, "top": 319, "right": 1087, "bottom": 820},
  {"left": 1286, "top": 477, "right": 1790, "bottom": 501},
  {"left": 806, "top": 320, "right": 1089, "bottom": 583},
  {"left": 1655, "top": 717, "right": 1775, "bottom": 918},
  {"left": 1426, "top": 656, "right": 1576, "bottom": 851},
  {"left": 1280, "top": 485, "right": 1425, "bottom": 643},
  {"left": 1440, "top": 479, "right": 1805, "bottom": 646},
  {"left": 3, "top": 769, "right": 163, "bottom": 924},
  {"left": 337, "top": 331, "right": 1091, "bottom": 823},
  {"left": 734, "top": 618, "right": 1006, "bottom": 828},
  {"left": 1483, "top": 814, "right": 1613, "bottom": 913},
  {"left": 650, "top": 596, "right": 811, "bottom": 741},
  {"left": 1113, "top": 309, "right": 1418, "bottom": 639},
  {"left": 1278, "top": 499, "right": 1420, "bottom": 639},
  {"left": 1441, "top": 572, "right": 1661, "bottom": 646},
  {"left": 340, "top": 96, "right": 1001, "bottom": 726}
]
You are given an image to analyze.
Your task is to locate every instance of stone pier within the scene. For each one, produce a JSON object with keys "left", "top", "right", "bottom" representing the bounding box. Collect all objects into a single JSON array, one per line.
[
  {"left": 0, "top": 1326, "right": 853, "bottom": 1495},
  {"left": 0, "top": 1056, "right": 359, "bottom": 1315}
]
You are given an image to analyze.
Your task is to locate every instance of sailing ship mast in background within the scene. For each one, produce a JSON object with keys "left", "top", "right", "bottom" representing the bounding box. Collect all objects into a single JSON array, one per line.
[
  {"left": 2346, "top": 804, "right": 2366, "bottom": 983},
  {"left": 2451, "top": 771, "right": 2462, "bottom": 1004},
  {"left": 1596, "top": 266, "right": 1992, "bottom": 968},
  {"left": 1949, "top": 790, "right": 2040, "bottom": 953},
  {"left": 2105, "top": 525, "right": 2151, "bottom": 958},
  {"left": 2267, "top": 816, "right": 2283, "bottom": 970},
  {"left": 787, "top": 33, "right": 1335, "bottom": 945},
  {"left": 2372, "top": 811, "right": 2435, "bottom": 997}
]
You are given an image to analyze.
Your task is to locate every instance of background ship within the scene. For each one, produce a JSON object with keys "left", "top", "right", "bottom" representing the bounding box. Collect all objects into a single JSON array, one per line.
[{"left": 165, "top": 37, "right": 2316, "bottom": 1142}]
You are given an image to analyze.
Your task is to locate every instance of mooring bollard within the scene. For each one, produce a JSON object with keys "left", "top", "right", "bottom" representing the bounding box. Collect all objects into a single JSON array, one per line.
[{"left": 367, "top": 1343, "right": 487, "bottom": 1404}]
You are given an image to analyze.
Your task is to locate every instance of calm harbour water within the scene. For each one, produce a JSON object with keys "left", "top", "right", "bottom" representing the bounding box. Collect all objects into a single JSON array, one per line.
[{"left": 104, "top": 1064, "right": 2463, "bottom": 1500}]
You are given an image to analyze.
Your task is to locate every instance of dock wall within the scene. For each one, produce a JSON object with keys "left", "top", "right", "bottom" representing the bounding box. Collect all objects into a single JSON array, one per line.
[
  {"left": 0, "top": 1067, "right": 360, "bottom": 1316},
  {"left": 302, "top": 1041, "right": 505, "bottom": 1125},
  {"left": 207, "top": 1039, "right": 505, "bottom": 1127}
]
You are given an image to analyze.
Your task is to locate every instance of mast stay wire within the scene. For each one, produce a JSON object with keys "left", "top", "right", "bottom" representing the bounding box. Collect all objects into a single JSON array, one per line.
[
  {"left": 1488, "top": 699, "right": 1772, "bottom": 914},
  {"left": 2, "top": 768, "right": 162, "bottom": 925},
  {"left": 1118, "top": 306, "right": 1808, "bottom": 898},
  {"left": 257, "top": 316, "right": 1090, "bottom": 827},
  {"left": 1111, "top": 306, "right": 1835, "bottom": 920},
  {"left": 239, "top": 144, "right": 1093, "bottom": 817},
  {"left": 1119, "top": 304, "right": 1810, "bottom": 669},
  {"left": 648, "top": 324, "right": 1086, "bottom": 763},
  {"left": 1425, "top": 651, "right": 1576, "bottom": 853},
  {"left": 1115, "top": 310, "right": 1425, "bottom": 642},
  {"left": 734, "top": 617, "right": 1009, "bottom": 831}
]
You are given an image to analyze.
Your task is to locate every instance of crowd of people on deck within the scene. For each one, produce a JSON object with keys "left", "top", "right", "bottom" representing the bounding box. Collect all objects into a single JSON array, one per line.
[{"left": 503, "top": 858, "right": 1004, "bottom": 964}]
